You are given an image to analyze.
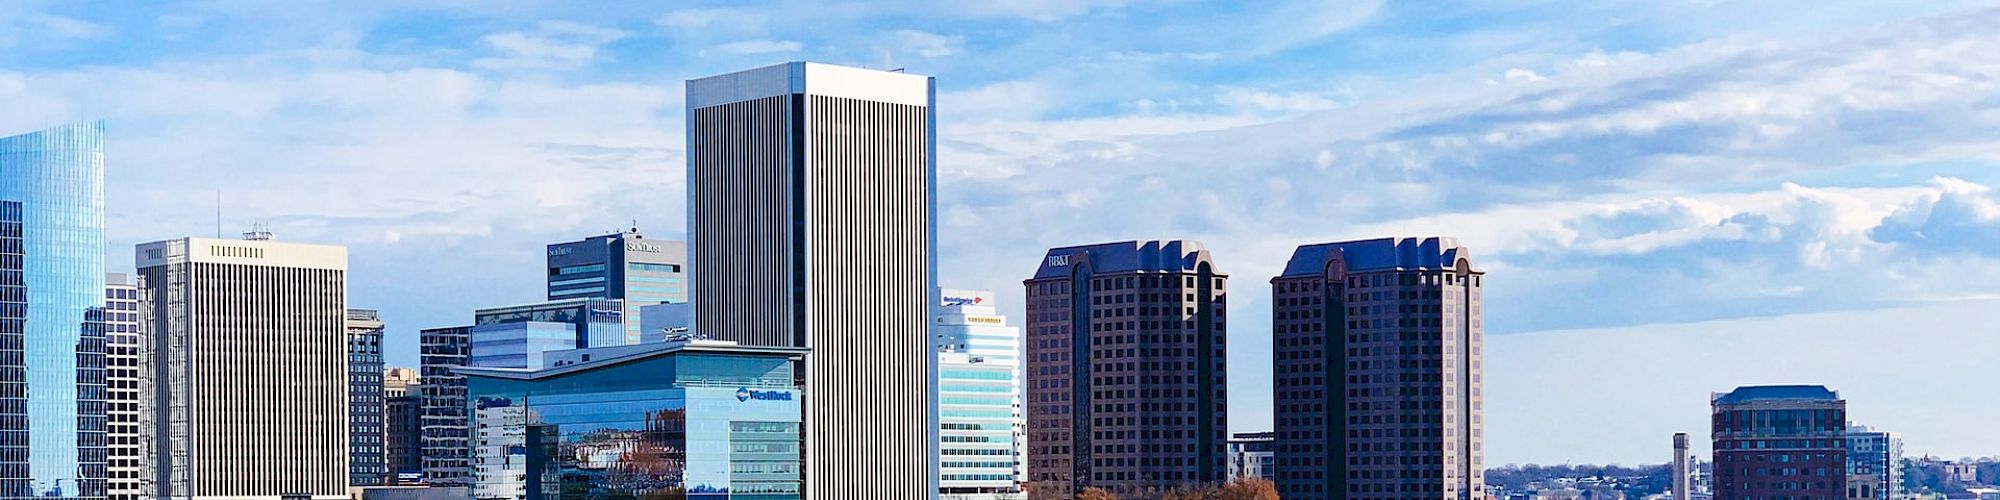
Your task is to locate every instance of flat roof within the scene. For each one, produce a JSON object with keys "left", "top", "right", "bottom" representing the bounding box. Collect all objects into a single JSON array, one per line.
[{"left": 456, "top": 340, "right": 807, "bottom": 380}]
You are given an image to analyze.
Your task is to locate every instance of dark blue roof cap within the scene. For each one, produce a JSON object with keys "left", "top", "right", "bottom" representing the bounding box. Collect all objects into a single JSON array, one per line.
[
  {"left": 1714, "top": 385, "right": 1840, "bottom": 404},
  {"left": 1280, "top": 237, "right": 1472, "bottom": 277},
  {"left": 1030, "top": 240, "right": 1218, "bottom": 280}
]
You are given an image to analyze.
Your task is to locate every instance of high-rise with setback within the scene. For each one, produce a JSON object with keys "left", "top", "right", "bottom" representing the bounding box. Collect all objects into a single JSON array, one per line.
[
  {"left": 545, "top": 228, "right": 686, "bottom": 345},
  {"left": 686, "top": 61, "right": 939, "bottom": 499},
  {"left": 137, "top": 236, "right": 349, "bottom": 499},
  {"left": 1022, "top": 240, "right": 1229, "bottom": 496},
  {"left": 0, "top": 122, "right": 109, "bottom": 499},
  {"left": 1270, "top": 237, "right": 1484, "bottom": 499}
]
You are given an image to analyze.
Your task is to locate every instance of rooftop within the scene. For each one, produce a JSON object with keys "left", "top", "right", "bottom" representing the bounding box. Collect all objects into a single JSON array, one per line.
[
  {"left": 1029, "top": 239, "right": 1220, "bottom": 280},
  {"left": 455, "top": 339, "right": 806, "bottom": 381},
  {"left": 1280, "top": 237, "right": 1472, "bottom": 278},
  {"left": 1713, "top": 385, "right": 1841, "bottom": 405}
]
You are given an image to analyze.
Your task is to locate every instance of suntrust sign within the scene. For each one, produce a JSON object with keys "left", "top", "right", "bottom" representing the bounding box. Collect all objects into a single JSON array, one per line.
[{"left": 736, "top": 388, "right": 793, "bottom": 402}]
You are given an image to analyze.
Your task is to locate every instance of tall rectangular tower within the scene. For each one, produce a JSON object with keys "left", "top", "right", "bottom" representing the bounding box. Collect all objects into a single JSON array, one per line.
[
  {"left": 546, "top": 228, "right": 686, "bottom": 345},
  {"left": 0, "top": 122, "right": 108, "bottom": 499},
  {"left": 137, "top": 236, "right": 349, "bottom": 499},
  {"left": 1270, "top": 237, "right": 1484, "bottom": 499},
  {"left": 687, "top": 61, "right": 939, "bottom": 499},
  {"left": 417, "top": 325, "right": 471, "bottom": 487},
  {"left": 346, "top": 309, "right": 387, "bottom": 487},
  {"left": 106, "top": 274, "right": 144, "bottom": 500},
  {"left": 1022, "top": 240, "right": 1229, "bottom": 497}
]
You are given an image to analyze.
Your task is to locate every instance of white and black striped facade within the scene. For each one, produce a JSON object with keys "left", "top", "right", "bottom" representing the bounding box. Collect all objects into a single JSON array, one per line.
[
  {"left": 687, "top": 62, "right": 939, "bottom": 500},
  {"left": 136, "top": 237, "right": 351, "bottom": 500}
]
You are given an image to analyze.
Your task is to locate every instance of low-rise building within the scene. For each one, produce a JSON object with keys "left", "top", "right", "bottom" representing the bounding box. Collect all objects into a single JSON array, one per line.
[
  {"left": 1228, "top": 432, "right": 1275, "bottom": 481},
  {"left": 457, "top": 339, "right": 807, "bottom": 499}
]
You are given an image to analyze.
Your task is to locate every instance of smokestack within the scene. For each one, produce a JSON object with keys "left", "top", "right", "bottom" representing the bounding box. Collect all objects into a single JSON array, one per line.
[{"left": 1673, "top": 433, "right": 1692, "bottom": 500}]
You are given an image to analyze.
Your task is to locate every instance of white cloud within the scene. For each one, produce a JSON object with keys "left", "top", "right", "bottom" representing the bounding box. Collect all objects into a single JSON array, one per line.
[
  {"left": 469, "top": 21, "right": 629, "bottom": 71},
  {"left": 655, "top": 7, "right": 765, "bottom": 34},
  {"left": 1215, "top": 88, "right": 1342, "bottom": 113},
  {"left": 890, "top": 29, "right": 963, "bottom": 58},
  {"left": 707, "top": 39, "right": 803, "bottom": 55}
]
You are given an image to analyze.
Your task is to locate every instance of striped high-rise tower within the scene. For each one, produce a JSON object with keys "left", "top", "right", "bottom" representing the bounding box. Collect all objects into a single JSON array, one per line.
[{"left": 686, "top": 61, "right": 939, "bottom": 499}]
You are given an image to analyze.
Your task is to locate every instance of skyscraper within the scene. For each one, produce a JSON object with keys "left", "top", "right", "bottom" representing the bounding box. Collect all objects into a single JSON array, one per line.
[
  {"left": 546, "top": 228, "right": 686, "bottom": 345},
  {"left": 935, "top": 289, "right": 1024, "bottom": 499},
  {"left": 686, "top": 61, "right": 939, "bottom": 499},
  {"left": 382, "top": 368, "right": 423, "bottom": 485},
  {"left": 106, "top": 274, "right": 144, "bottom": 500},
  {"left": 418, "top": 326, "right": 472, "bottom": 487},
  {"left": 137, "top": 235, "right": 349, "bottom": 499},
  {"left": 1022, "top": 240, "right": 1228, "bottom": 496},
  {"left": 1845, "top": 425, "right": 1901, "bottom": 500},
  {"left": 347, "top": 309, "right": 387, "bottom": 487},
  {"left": 0, "top": 122, "right": 108, "bottom": 498},
  {"left": 1270, "top": 237, "right": 1485, "bottom": 499},
  {"left": 1711, "top": 385, "right": 1848, "bottom": 500}
]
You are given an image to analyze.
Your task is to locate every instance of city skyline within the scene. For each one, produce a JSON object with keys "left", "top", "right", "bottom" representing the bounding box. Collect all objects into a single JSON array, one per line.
[{"left": 3, "top": 0, "right": 1999, "bottom": 469}]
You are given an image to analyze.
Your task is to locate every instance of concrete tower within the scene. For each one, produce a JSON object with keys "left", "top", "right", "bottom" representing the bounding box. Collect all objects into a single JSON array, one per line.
[{"left": 686, "top": 61, "right": 940, "bottom": 499}]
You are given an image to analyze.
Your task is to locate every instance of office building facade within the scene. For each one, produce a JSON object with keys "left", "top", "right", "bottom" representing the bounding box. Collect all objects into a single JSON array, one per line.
[
  {"left": 383, "top": 368, "right": 423, "bottom": 485},
  {"left": 1227, "top": 432, "right": 1275, "bottom": 482},
  {"left": 419, "top": 326, "right": 472, "bottom": 487},
  {"left": 1711, "top": 385, "right": 1848, "bottom": 500},
  {"left": 687, "top": 61, "right": 939, "bottom": 499},
  {"left": 935, "top": 290, "right": 1025, "bottom": 499},
  {"left": 473, "top": 298, "right": 623, "bottom": 350},
  {"left": 459, "top": 340, "right": 807, "bottom": 499},
  {"left": 106, "top": 274, "right": 144, "bottom": 500},
  {"left": 137, "top": 236, "right": 350, "bottom": 499},
  {"left": 1271, "top": 237, "right": 1485, "bottom": 499},
  {"left": 1845, "top": 426, "right": 1901, "bottom": 500},
  {"left": 547, "top": 229, "right": 686, "bottom": 345},
  {"left": 1022, "top": 240, "right": 1229, "bottom": 496},
  {"left": 349, "top": 309, "right": 388, "bottom": 487},
  {"left": 0, "top": 122, "right": 109, "bottom": 498}
]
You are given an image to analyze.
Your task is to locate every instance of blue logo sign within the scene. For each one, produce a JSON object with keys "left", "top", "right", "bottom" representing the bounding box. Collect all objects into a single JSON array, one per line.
[{"left": 736, "top": 387, "right": 792, "bottom": 402}]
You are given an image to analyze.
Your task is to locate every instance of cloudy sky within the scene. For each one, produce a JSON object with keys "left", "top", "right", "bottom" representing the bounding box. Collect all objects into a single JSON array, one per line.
[{"left": 5, "top": 0, "right": 1998, "bottom": 465}]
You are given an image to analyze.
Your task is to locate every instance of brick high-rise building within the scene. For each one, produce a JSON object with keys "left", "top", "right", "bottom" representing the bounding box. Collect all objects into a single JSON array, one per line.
[
  {"left": 1712, "top": 385, "right": 1848, "bottom": 500},
  {"left": 1270, "top": 237, "right": 1485, "bottom": 499},
  {"left": 1023, "top": 240, "right": 1227, "bottom": 497}
]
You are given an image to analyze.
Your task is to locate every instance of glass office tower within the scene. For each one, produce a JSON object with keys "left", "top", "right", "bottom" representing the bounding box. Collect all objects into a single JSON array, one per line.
[{"left": 0, "top": 122, "right": 108, "bottom": 498}]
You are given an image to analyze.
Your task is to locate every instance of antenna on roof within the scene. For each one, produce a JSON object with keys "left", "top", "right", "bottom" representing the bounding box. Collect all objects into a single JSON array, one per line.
[{"left": 214, "top": 190, "right": 222, "bottom": 238}]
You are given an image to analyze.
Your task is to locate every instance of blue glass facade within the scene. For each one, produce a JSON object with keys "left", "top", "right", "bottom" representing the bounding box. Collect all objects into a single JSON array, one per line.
[
  {"left": 0, "top": 123, "right": 107, "bottom": 498},
  {"left": 463, "top": 348, "right": 803, "bottom": 500}
]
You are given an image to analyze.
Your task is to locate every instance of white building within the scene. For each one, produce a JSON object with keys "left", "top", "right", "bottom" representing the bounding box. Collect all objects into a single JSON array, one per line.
[
  {"left": 687, "top": 61, "right": 939, "bottom": 499},
  {"left": 1227, "top": 432, "right": 1275, "bottom": 482},
  {"left": 936, "top": 289, "right": 1024, "bottom": 500},
  {"left": 137, "top": 235, "right": 350, "bottom": 499}
]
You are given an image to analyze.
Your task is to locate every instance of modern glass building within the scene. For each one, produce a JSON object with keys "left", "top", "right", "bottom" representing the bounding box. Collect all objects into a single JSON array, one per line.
[
  {"left": 469, "top": 322, "right": 577, "bottom": 369},
  {"left": 1845, "top": 425, "right": 1902, "bottom": 500},
  {"left": 0, "top": 122, "right": 108, "bottom": 498},
  {"left": 934, "top": 289, "right": 1024, "bottom": 500},
  {"left": 546, "top": 229, "right": 686, "bottom": 345},
  {"left": 475, "top": 298, "right": 624, "bottom": 350},
  {"left": 458, "top": 340, "right": 806, "bottom": 500},
  {"left": 420, "top": 326, "right": 473, "bottom": 487}
]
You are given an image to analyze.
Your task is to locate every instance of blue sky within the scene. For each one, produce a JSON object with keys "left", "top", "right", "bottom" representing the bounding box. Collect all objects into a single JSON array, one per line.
[{"left": 5, "top": 0, "right": 1999, "bottom": 466}]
